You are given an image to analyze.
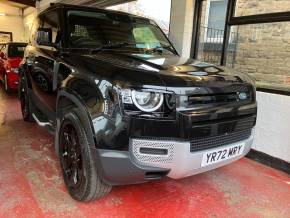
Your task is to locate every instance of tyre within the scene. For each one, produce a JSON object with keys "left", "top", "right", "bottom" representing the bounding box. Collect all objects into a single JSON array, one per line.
[
  {"left": 4, "top": 74, "right": 12, "bottom": 93},
  {"left": 19, "top": 75, "right": 34, "bottom": 122},
  {"left": 59, "top": 108, "right": 112, "bottom": 201}
]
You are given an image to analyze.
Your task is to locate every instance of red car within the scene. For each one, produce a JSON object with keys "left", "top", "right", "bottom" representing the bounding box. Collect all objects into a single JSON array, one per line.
[{"left": 0, "top": 42, "right": 27, "bottom": 92}]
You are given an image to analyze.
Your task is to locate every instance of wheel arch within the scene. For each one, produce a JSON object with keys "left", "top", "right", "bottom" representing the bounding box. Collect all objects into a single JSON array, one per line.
[{"left": 55, "top": 88, "right": 103, "bottom": 156}]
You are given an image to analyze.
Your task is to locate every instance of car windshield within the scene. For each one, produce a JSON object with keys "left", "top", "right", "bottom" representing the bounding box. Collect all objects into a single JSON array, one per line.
[
  {"left": 8, "top": 44, "right": 26, "bottom": 58},
  {"left": 67, "top": 10, "right": 175, "bottom": 54}
]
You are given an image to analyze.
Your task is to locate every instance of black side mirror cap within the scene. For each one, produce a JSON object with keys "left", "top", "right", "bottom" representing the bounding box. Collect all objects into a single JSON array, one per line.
[{"left": 36, "top": 28, "right": 57, "bottom": 48}]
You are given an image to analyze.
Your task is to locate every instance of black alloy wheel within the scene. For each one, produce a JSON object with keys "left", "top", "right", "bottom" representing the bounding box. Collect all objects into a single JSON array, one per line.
[
  {"left": 19, "top": 76, "right": 33, "bottom": 121},
  {"left": 60, "top": 122, "right": 84, "bottom": 190},
  {"left": 59, "top": 109, "right": 112, "bottom": 201}
]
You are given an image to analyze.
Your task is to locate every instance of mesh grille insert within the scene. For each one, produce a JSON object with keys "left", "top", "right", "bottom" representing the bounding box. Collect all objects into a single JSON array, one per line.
[{"left": 190, "top": 129, "right": 252, "bottom": 152}]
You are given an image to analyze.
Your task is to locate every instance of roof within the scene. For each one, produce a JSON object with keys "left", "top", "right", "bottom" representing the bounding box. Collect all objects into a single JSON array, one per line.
[{"left": 39, "top": 3, "right": 150, "bottom": 21}]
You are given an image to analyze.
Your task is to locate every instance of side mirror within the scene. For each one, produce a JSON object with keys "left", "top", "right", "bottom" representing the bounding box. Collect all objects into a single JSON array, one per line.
[
  {"left": 0, "top": 52, "right": 5, "bottom": 59},
  {"left": 36, "top": 28, "right": 54, "bottom": 47}
]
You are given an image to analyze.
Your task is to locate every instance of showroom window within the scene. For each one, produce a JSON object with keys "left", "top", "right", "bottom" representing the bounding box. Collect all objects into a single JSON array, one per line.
[
  {"left": 235, "top": 0, "right": 290, "bottom": 16},
  {"left": 194, "top": 0, "right": 231, "bottom": 65},
  {"left": 228, "top": 23, "right": 290, "bottom": 92},
  {"left": 107, "top": 0, "right": 171, "bottom": 35},
  {"left": 206, "top": 0, "right": 227, "bottom": 40},
  {"left": 192, "top": 0, "right": 290, "bottom": 93}
]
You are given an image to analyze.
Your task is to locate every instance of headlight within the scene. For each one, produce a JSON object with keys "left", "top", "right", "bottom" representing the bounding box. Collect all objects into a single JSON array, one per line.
[{"left": 122, "top": 89, "right": 164, "bottom": 112}]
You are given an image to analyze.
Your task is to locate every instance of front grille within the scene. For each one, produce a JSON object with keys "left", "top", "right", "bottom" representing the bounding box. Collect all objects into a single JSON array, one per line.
[
  {"left": 188, "top": 92, "right": 251, "bottom": 105},
  {"left": 190, "top": 129, "right": 252, "bottom": 152}
]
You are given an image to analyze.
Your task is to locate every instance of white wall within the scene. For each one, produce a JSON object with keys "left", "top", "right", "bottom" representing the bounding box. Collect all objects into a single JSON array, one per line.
[
  {"left": 253, "top": 92, "right": 290, "bottom": 163},
  {"left": 169, "top": 0, "right": 194, "bottom": 57},
  {"left": 0, "top": 2, "right": 25, "bottom": 42},
  {"left": 23, "top": 7, "right": 37, "bottom": 42}
]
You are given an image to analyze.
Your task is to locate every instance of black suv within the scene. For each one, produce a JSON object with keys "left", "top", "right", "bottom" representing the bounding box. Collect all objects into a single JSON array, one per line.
[{"left": 19, "top": 4, "right": 257, "bottom": 201}]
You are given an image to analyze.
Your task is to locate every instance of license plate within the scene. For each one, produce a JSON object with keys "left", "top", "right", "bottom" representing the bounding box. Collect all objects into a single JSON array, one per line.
[{"left": 201, "top": 143, "right": 245, "bottom": 167}]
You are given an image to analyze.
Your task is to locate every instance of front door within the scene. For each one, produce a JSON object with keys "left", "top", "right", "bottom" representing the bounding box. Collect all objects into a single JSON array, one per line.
[{"left": 27, "top": 9, "right": 61, "bottom": 121}]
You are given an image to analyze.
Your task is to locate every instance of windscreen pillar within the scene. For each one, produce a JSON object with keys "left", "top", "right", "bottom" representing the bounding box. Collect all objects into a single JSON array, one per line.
[{"left": 169, "top": 0, "right": 194, "bottom": 58}]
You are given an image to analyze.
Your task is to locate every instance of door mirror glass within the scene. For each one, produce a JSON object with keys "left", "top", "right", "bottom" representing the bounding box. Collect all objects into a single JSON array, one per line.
[{"left": 36, "top": 28, "right": 53, "bottom": 46}]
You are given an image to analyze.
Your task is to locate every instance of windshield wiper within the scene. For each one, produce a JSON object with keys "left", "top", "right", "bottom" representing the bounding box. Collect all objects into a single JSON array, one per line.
[
  {"left": 147, "top": 44, "right": 176, "bottom": 54},
  {"left": 90, "top": 42, "right": 137, "bottom": 53}
]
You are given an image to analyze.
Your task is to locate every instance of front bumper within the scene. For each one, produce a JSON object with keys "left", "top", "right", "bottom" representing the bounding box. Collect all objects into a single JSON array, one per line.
[
  {"left": 130, "top": 129, "right": 254, "bottom": 179},
  {"left": 97, "top": 129, "right": 254, "bottom": 185}
]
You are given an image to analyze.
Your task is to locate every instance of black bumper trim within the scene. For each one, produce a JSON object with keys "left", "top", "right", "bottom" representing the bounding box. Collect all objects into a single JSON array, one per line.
[{"left": 96, "top": 149, "right": 169, "bottom": 185}]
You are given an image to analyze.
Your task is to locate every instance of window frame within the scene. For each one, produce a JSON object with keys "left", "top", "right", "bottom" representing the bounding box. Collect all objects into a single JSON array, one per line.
[{"left": 191, "top": 0, "right": 290, "bottom": 95}]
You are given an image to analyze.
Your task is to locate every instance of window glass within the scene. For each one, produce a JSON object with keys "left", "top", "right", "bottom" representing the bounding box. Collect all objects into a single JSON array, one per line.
[
  {"left": 8, "top": 44, "right": 26, "bottom": 57},
  {"left": 227, "top": 23, "right": 290, "bottom": 92},
  {"left": 133, "top": 26, "right": 165, "bottom": 48},
  {"left": 207, "top": 0, "right": 227, "bottom": 35},
  {"left": 235, "top": 0, "right": 290, "bottom": 17},
  {"left": 196, "top": 0, "right": 228, "bottom": 65},
  {"left": 67, "top": 10, "right": 174, "bottom": 53},
  {"left": 107, "top": 0, "right": 171, "bottom": 35}
]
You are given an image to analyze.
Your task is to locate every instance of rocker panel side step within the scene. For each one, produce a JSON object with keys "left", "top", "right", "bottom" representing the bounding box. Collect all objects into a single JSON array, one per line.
[{"left": 32, "top": 113, "right": 55, "bottom": 134}]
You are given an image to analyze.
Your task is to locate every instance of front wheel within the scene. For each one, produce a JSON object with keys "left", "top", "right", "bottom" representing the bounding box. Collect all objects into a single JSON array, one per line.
[{"left": 59, "top": 109, "right": 112, "bottom": 201}]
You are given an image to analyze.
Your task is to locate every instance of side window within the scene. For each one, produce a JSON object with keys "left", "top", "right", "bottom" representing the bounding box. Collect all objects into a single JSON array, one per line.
[{"left": 39, "top": 10, "right": 60, "bottom": 45}]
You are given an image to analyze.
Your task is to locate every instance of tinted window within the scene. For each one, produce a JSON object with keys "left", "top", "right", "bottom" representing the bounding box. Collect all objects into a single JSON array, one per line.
[
  {"left": 67, "top": 10, "right": 173, "bottom": 53},
  {"left": 8, "top": 44, "right": 26, "bottom": 57}
]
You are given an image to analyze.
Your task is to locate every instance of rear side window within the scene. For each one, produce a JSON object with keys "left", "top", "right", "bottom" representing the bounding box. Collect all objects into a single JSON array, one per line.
[{"left": 8, "top": 45, "right": 26, "bottom": 57}]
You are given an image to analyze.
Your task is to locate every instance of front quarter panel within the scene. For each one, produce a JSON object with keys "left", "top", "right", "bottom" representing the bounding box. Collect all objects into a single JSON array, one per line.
[{"left": 57, "top": 69, "right": 128, "bottom": 151}]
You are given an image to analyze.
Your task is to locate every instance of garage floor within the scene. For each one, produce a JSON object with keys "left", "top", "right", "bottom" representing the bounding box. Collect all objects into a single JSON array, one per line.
[{"left": 0, "top": 88, "right": 289, "bottom": 218}]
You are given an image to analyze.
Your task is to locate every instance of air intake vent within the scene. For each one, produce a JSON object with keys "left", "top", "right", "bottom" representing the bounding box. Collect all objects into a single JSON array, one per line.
[
  {"left": 139, "top": 147, "right": 168, "bottom": 155},
  {"left": 190, "top": 129, "right": 252, "bottom": 152}
]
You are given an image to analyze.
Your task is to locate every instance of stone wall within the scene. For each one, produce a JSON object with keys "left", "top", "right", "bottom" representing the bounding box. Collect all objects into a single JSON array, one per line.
[
  {"left": 235, "top": 0, "right": 290, "bottom": 16},
  {"left": 231, "top": 0, "right": 290, "bottom": 91}
]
